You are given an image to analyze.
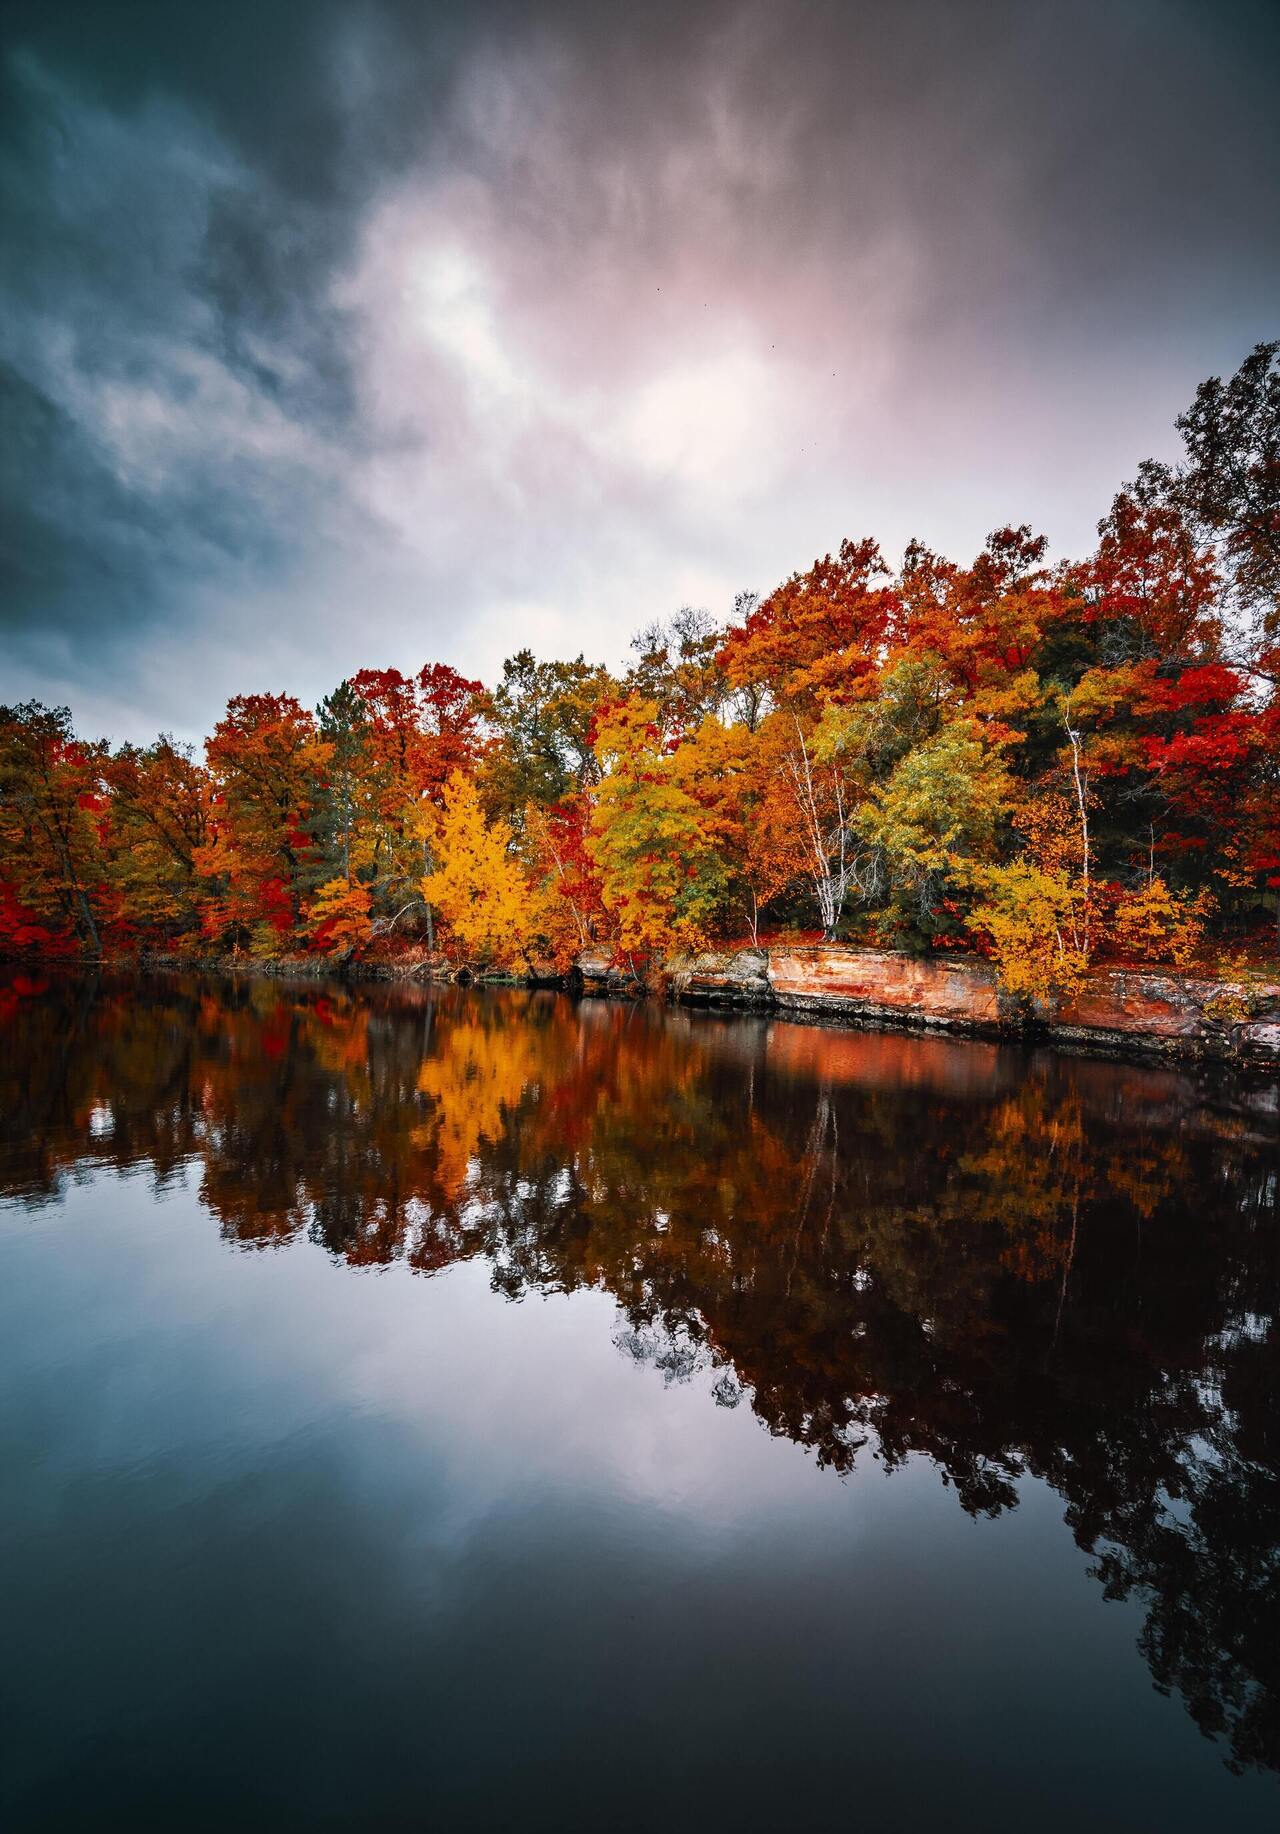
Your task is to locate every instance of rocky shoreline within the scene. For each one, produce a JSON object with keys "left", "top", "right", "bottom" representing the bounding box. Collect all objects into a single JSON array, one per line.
[
  {"left": 62, "top": 940, "right": 1277, "bottom": 1074},
  {"left": 658, "top": 944, "right": 1280, "bottom": 1072},
  {"left": 579, "top": 946, "right": 1276, "bottom": 1071}
]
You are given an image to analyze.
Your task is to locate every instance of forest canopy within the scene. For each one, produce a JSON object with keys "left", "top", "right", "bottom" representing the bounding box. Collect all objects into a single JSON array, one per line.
[{"left": 3, "top": 344, "right": 1278, "bottom": 996}]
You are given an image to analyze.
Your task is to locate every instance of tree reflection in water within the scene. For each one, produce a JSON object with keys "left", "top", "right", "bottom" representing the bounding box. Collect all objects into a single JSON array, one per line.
[{"left": 2, "top": 967, "right": 1277, "bottom": 1773}]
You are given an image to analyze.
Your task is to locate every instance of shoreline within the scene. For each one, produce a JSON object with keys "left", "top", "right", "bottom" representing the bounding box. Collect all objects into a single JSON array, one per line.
[{"left": 10, "top": 942, "right": 1279, "bottom": 1077}]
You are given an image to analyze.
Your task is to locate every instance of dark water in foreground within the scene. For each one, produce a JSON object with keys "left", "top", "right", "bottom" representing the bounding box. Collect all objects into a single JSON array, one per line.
[{"left": 1, "top": 971, "right": 1277, "bottom": 1832}]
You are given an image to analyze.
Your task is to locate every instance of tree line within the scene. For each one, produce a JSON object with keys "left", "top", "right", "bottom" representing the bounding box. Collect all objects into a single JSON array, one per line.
[{"left": 2, "top": 343, "right": 1277, "bottom": 996}]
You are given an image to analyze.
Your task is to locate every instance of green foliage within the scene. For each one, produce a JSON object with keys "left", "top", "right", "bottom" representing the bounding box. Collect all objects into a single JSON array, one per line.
[
  {"left": 590, "top": 699, "right": 732, "bottom": 956},
  {"left": 307, "top": 681, "right": 379, "bottom": 892},
  {"left": 484, "top": 650, "right": 616, "bottom": 817},
  {"left": 856, "top": 722, "right": 1011, "bottom": 935}
]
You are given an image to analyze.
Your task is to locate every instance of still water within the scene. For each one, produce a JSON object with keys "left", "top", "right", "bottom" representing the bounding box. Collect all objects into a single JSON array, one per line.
[{"left": 1, "top": 969, "right": 1277, "bottom": 1831}]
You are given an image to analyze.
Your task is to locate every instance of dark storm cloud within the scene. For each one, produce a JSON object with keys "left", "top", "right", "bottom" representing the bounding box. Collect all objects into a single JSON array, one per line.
[
  {"left": 0, "top": 9, "right": 392, "bottom": 732},
  {"left": 1, "top": 0, "right": 1278, "bottom": 741}
]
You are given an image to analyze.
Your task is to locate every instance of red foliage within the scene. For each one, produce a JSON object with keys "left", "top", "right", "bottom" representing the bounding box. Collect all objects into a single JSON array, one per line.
[{"left": 0, "top": 880, "right": 73, "bottom": 955}]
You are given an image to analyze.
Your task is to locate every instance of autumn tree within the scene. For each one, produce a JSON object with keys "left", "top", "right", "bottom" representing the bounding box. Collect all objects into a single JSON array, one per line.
[
  {"left": 1093, "top": 341, "right": 1280, "bottom": 942},
  {"left": 199, "top": 693, "right": 328, "bottom": 952},
  {"left": 626, "top": 606, "right": 730, "bottom": 737},
  {"left": 421, "top": 772, "right": 533, "bottom": 969},
  {"left": 590, "top": 698, "right": 731, "bottom": 959},
  {"left": 306, "top": 876, "right": 375, "bottom": 959},
  {"left": 483, "top": 649, "right": 615, "bottom": 818},
  {"left": 104, "top": 736, "right": 210, "bottom": 938},
  {"left": 0, "top": 702, "right": 107, "bottom": 952},
  {"left": 348, "top": 664, "right": 486, "bottom": 918},
  {"left": 964, "top": 862, "right": 1089, "bottom": 1003},
  {"left": 669, "top": 713, "right": 804, "bottom": 943},
  {"left": 718, "top": 536, "right": 897, "bottom": 711},
  {"left": 522, "top": 795, "right": 609, "bottom": 967}
]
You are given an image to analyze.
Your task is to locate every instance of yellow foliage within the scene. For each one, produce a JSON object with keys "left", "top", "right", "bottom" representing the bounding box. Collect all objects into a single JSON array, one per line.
[
  {"left": 414, "top": 1015, "right": 544, "bottom": 1196},
  {"left": 1012, "top": 787, "right": 1086, "bottom": 877},
  {"left": 421, "top": 772, "right": 534, "bottom": 968},
  {"left": 1108, "top": 878, "right": 1213, "bottom": 968},
  {"left": 970, "top": 668, "right": 1046, "bottom": 736},
  {"left": 590, "top": 697, "right": 731, "bottom": 956},
  {"left": 964, "top": 861, "right": 1089, "bottom": 1003},
  {"left": 522, "top": 877, "right": 588, "bottom": 973}
]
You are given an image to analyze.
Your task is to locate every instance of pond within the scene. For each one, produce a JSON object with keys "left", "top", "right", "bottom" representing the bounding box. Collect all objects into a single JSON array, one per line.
[{"left": 1, "top": 969, "right": 1277, "bottom": 1831}]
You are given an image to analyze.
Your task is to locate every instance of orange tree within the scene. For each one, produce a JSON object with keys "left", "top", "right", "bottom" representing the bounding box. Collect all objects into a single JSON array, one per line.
[{"left": 197, "top": 693, "right": 330, "bottom": 953}]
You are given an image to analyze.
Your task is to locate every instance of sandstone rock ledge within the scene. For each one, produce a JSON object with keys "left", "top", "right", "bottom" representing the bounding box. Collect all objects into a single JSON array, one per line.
[
  {"left": 669, "top": 947, "right": 773, "bottom": 1008},
  {"left": 767, "top": 945, "right": 1009, "bottom": 1034},
  {"left": 645, "top": 943, "right": 1280, "bottom": 1071}
]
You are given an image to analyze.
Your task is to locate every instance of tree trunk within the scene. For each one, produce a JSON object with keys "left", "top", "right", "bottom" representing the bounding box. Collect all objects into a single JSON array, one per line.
[{"left": 76, "top": 885, "right": 101, "bottom": 956}]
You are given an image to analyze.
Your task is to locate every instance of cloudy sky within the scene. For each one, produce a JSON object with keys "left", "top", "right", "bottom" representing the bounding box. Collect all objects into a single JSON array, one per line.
[{"left": 2, "top": 0, "right": 1277, "bottom": 744}]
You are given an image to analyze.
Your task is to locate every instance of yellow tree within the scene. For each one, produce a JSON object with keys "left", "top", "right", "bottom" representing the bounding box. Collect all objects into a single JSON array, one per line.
[
  {"left": 590, "top": 698, "right": 731, "bottom": 959},
  {"left": 963, "top": 861, "right": 1089, "bottom": 1003},
  {"left": 421, "top": 772, "right": 533, "bottom": 969}
]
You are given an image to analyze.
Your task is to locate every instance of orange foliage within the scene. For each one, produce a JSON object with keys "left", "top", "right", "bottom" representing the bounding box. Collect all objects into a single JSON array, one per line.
[{"left": 2, "top": 349, "right": 1277, "bottom": 966}]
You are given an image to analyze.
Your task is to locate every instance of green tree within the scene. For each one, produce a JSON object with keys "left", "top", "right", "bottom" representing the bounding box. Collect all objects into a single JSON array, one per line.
[
  {"left": 307, "top": 681, "right": 380, "bottom": 889},
  {"left": 856, "top": 721, "right": 1011, "bottom": 936},
  {"left": 484, "top": 650, "right": 616, "bottom": 817}
]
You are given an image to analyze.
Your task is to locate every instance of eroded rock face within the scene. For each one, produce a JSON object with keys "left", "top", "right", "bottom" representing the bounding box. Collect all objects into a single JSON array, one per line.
[
  {"left": 766, "top": 945, "right": 1007, "bottom": 1033},
  {"left": 651, "top": 943, "right": 1280, "bottom": 1069},
  {"left": 1048, "top": 968, "right": 1280, "bottom": 1065},
  {"left": 575, "top": 949, "right": 644, "bottom": 997},
  {"left": 669, "top": 947, "right": 772, "bottom": 1007}
]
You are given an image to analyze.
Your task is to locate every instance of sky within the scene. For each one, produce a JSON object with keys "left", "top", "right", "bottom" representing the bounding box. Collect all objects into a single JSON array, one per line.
[{"left": 2, "top": 0, "right": 1278, "bottom": 746}]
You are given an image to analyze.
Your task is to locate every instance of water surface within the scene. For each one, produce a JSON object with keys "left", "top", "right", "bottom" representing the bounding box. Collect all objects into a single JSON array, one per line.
[{"left": 1, "top": 969, "right": 1277, "bottom": 1831}]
